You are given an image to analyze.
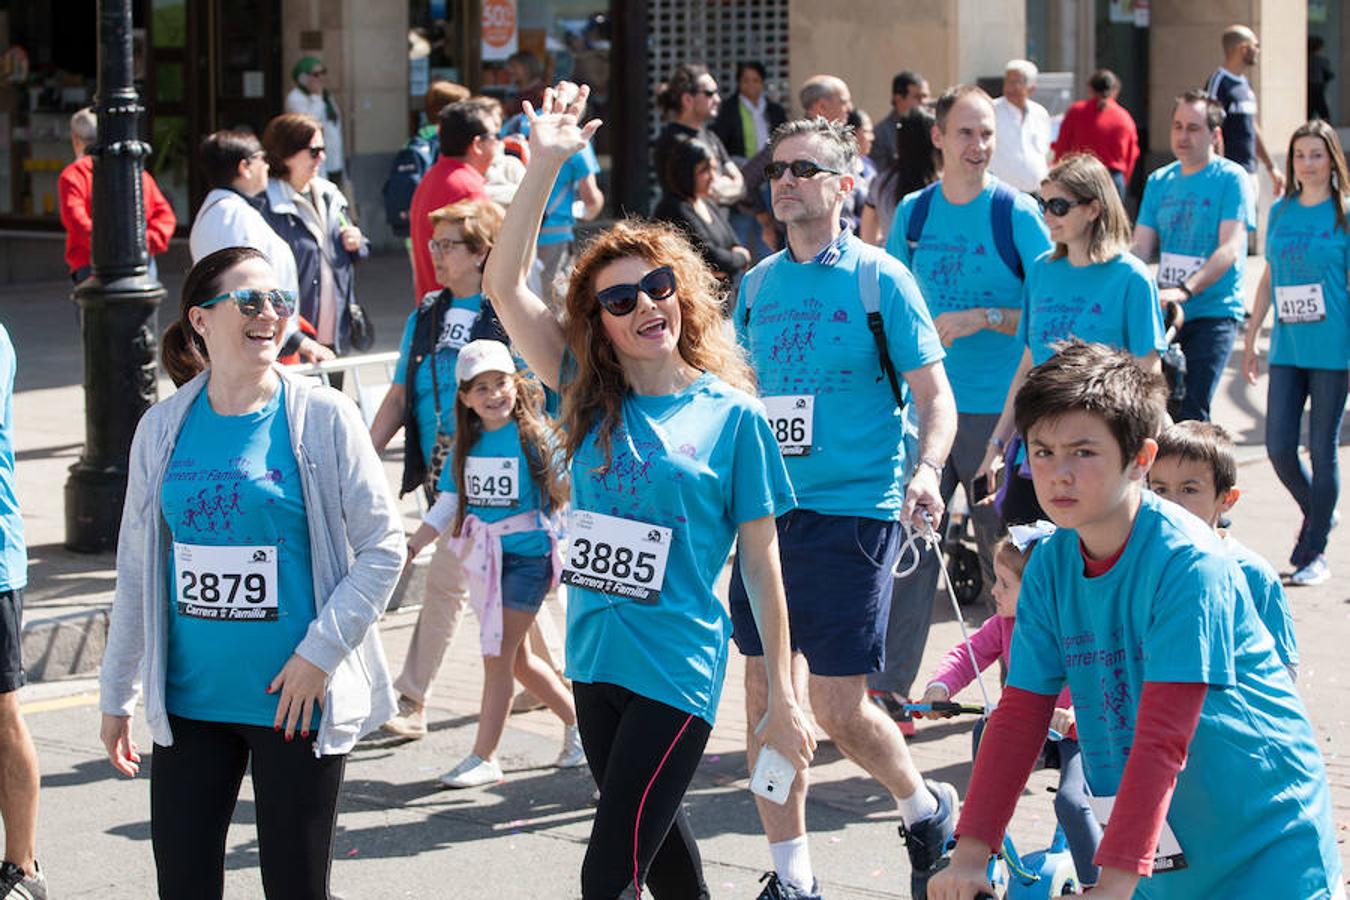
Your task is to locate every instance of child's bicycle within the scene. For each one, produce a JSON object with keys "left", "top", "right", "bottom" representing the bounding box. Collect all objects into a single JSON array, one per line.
[
  {"left": 895, "top": 515, "right": 1082, "bottom": 898},
  {"left": 909, "top": 701, "right": 1082, "bottom": 898}
]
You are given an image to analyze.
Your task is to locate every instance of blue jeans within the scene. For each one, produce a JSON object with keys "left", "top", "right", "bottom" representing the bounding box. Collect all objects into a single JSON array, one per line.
[
  {"left": 1266, "top": 365, "right": 1349, "bottom": 565},
  {"left": 1176, "top": 316, "right": 1240, "bottom": 421}
]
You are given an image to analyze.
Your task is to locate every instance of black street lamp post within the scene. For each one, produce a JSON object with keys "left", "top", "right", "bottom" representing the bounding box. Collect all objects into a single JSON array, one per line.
[{"left": 64, "top": 0, "right": 164, "bottom": 552}]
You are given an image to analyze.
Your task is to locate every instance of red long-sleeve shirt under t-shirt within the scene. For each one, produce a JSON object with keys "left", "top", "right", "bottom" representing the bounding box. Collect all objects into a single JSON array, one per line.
[
  {"left": 58, "top": 155, "right": 178, "bottom": 275},
  {"left": 1051, "top": 97, "right": 1141, "bottom": 181}
]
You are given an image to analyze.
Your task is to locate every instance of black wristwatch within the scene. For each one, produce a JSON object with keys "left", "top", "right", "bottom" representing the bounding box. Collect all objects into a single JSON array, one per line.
[{"left": 1177, "top": 281, "right": 1193, "bottom": 299}]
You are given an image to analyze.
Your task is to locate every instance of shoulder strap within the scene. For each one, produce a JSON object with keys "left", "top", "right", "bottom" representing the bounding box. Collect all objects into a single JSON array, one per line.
[
  {"left": 857, "top": 251, "right": 905, "bottom": 411},
  {"left": 990, "top": 183, "right": 1024, "bottom": 281},
  {"left": 739, "top": 252, "right": 781, "bottom": 327},
  {"left": 905, "top": 182, "right": 940, "bottom": 247}
]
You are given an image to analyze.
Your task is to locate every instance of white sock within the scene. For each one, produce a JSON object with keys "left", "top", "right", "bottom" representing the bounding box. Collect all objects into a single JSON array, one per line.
[
  {"left": 769, "top": 835, "right": 813, "bottom": 891},
  {"left": 896, "top": 783, "right": 939, "bottom": 826}
]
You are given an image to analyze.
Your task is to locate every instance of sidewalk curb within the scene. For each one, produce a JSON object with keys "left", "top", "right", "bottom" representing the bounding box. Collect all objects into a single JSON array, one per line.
[{"left": 21, "top": 607, "right": 109, "bottom": 682}]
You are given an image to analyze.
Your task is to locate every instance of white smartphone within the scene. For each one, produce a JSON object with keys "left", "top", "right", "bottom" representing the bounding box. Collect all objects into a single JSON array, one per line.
[{"left": 749, "top": 745, "right": 797, "bottom": 806}]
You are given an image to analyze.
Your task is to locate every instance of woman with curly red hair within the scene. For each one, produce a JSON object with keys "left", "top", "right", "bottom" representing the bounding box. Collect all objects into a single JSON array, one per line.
[{"left": 484, "top": 84, "right": 814, "bottom": 899}]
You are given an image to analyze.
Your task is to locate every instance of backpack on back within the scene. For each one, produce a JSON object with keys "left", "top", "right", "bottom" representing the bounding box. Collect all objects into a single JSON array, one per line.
[
  {"left": 382, "top": 134, "right": 438, "bottom": 238},
  {"left": 905, "top": 181, "right": 1025, "bottom": 281}
]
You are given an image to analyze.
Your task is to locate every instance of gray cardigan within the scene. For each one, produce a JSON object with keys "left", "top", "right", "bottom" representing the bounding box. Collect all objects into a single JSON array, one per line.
[{"left": 99, "top": 367, "right": 404, "bottom": 756}]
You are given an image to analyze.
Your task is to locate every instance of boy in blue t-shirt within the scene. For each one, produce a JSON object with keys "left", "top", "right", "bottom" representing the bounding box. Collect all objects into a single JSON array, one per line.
[
  {"left": 1147, "top": 421, "right": 1298, "bottom": 681},
  {"left": 930, "top": 341, "right": 1339, "bottom": 900}
]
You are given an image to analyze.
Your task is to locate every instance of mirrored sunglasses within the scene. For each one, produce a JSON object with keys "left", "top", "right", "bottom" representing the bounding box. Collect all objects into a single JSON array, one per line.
[
  {"left": 594, "top": 265, "right": 677, "bottom": 316},
  {"left": 199, "top": 288, "right": 296, "bottom": 319}
]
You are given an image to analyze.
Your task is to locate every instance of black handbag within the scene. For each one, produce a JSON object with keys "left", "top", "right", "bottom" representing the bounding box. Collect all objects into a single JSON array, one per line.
[{"left": 348, "top": 301, "right": 375, "bottom": 352}]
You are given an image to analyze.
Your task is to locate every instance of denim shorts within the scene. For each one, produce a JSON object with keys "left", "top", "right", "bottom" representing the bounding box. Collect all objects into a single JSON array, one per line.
[
  {"left": 500, "top": 553, "right": 553, "bottom": 613},
  {"left": 729, "top": 509, "right": 902, "bottom": 677},
  {"left": 1, "top": 588, "right": 25, "bottom": 693}
]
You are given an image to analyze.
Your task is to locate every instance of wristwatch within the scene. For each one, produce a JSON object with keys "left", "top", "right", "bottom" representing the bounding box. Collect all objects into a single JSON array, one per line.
[
  {"left": 1177, "top": 281, "right": 1194, "bottom": 299},
  {"left": 985, "top": 308, "right": 1005, "bottom": 328}
]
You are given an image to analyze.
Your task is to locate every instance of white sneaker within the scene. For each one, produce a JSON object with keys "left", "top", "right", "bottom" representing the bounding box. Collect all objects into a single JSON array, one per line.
[
  {"left": 380, "top": 697, "right": 427, "bottom": 739},
  {"left": 1290, "top": 556, "right": 1331, "bottom": 587},
  {"left": 438, "top": 754, "right": 504, "bottom": 789},
  {"left": 554, "top": 724, "right": 586, "bottom": 768}
]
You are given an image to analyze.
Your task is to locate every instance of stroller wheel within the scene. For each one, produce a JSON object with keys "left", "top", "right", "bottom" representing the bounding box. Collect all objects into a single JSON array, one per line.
[{"left": 948, "top": 544, "right": 983, "bottom": 605}]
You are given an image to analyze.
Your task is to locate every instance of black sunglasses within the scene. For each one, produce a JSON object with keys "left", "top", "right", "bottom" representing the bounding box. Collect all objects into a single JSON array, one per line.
[
  {"left": 1036, "top": 195, "right": 1091, "bottom": 217},
  {"left": 307, "top": 145, "right": 326, "bottom": 159},
  {"left": 200, "top": 289, "right": 296, "bottom": 319},
  {"left": 594, "top": 266, "right": 677, "bottom": 316},
  {"left": 696, "top": 88, "right": 719, "bottom": 98},
  {"left": 764, "top": 159, "right": 844, "bottom": 181}
]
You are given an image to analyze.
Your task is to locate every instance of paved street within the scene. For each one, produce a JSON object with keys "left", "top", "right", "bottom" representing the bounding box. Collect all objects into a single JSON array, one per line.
[{"left": 3, "top": 250, "right": 1348, "bottom": 898}]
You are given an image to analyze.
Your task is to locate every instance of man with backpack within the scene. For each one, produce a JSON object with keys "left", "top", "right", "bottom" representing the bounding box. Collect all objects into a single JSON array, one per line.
[
  {"left": 384, "top": 81, "right": 471, "bottom": 262},
  {"left": 879, "top": 84, "right": 1051, "bottom": 733},
  {"left": 731, "top": 116, "right": 958, "bottom": 899}
]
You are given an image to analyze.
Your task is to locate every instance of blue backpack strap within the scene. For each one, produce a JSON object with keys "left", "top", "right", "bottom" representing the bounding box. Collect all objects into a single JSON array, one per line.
[
  {"left": 857, "top": 250, "right": 906, "bottom": 410},
  {"left": 990, "top": 182, "right": 1024, "bottom": 281},
  {"left": 739, "top": 251, "right": 783, "bottom": 328},
  {"left": 905, "top": 182, "right": 940, "bottom": 249}
]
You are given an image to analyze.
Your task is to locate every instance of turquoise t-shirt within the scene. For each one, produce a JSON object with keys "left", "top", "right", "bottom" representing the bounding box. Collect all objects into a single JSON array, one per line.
[
  {"left": 1224, "top": 534, "right": 1299, "bottom": 672},
  {"left": 0, "top": 326, "right": 26, "bottom": 592},
  {"left": 394, "top": 290, "right": 483, "bottom": 462},
  {"left": 562, "top": 371, "right": 795, "bottom": 724},
  {"left": 162, "top": 384, "right": 319, "bottom": 730},
  {"left": 732, "top": 236, "right": 945, "bottom": 520},
  {"left": 886, "top": 179, "right": 1052, "bottom": 413},
  {"left": 539, "top": 144, "right": 600, "bottom": 247},
  {"left": 1010, "top": 492, "right": 1339, "bottom": 898},
  {"left": 1263, "top": 196, "right": 1350, "bottom": 370},
  {"left": 438, "top": 419, "right": 550, "bottom": 557},
  {"left": 1018, "top": 251, "right": 1167, "bottom": 365},
  {"left": 1137, "top": 157, "right": 1255, "bottom": 322}
]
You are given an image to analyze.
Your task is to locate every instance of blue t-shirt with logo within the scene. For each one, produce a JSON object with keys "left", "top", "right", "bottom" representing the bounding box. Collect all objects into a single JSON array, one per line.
[
  {"left": 394, "top": 291, "right": 483, "bottom": 461},
  {"left": 887, "top": 179, "right": 1052, "bottom": 413},
  {"left": 1018, "top": 251, "right": 1167, "bottom": 365},
  {"left": 162, "top": 384, "right": 319, "bottom": 730},
  {"left": 1137, "top": 157, "right": 1255, "bottom": 322},
  {"left": 563, "top": 370, "right": 795, "bottom": 724},
  {"left": 1263, "top": 196, "right": 1350, "bottom": 370},
  {"left": 733, "top": 235, "right": 944, "bottom": 520},
  {"left": 540, "top": 145, "right": 600, "bottom": 247},
  {"left": 438, "top": 419, "right": 550, "bottom": 557},
  {"left": 1010, "top": 492, "right": 1339, "bottom": 898},
  {"left": 1224, "top": 534, "right": 1299, "bottom": 673},
  {"left": 0, "top": 327, "right": 26, "bottom": 593}
]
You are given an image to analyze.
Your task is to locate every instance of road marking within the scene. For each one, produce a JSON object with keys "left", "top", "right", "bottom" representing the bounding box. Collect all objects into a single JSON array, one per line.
[{"left": 20, "top": 691, "right": 99, "bottom": 715}]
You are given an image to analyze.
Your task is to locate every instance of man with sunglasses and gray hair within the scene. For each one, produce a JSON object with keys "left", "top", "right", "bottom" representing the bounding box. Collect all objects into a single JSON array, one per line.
[{"left": 730, "top": 115, "right": 959, "bottom": 899}]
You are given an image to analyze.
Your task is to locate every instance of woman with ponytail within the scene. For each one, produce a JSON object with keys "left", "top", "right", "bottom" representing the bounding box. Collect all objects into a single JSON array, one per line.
[
  {"left": 100, "top": 246, "right": 404, "bottom": 899},
  {"left": 1051, "top": 69, "right": 1140, "bottom": 199}
]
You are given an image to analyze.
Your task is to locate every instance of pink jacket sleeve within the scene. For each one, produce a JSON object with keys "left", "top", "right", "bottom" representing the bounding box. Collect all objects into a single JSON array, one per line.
[{"left": 928, "top": 615, "right": 1009, "bottom": 697}]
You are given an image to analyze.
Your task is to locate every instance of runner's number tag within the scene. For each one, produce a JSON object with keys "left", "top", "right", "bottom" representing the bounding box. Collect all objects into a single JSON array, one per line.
[
  {"left": 561, "top": 510, "right": 671, "bottom": 603},
  {"left": 1275, "top": 283, "right": 1326, "bottom": 324},
  {"left": 1086, "top": 794, "right": 1188, "bottom": 873},
  {"left": 762, "top": 395, "right": 814, "bottom": 457},
  {"left": 1157, "top": 252, "right": 1205, "bottom": 289},
  {"left": 464, "top": 456, "right": 519, "bottom": 507},
  {"left": 173, "top": 543, "right": 278, "bottom": 621},
  {"left": 437, "top": 307, "right": 477, "bottom": 351}
]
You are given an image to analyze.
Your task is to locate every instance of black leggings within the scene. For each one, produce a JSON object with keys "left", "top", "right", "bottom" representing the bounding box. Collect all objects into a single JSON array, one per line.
[
  {"left": 574, "top": 681, "right": 713, "bottom": 900},
  {"left": 150, "top": 714, "right": 346, "bottom": 900}
]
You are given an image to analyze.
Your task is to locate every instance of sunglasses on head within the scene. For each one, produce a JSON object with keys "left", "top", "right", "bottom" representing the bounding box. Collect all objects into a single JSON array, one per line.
[
  {"left": 1036, "top": 195, "right": 1091, "bottom": 217},
  {"left": 764, "top": 159, "right": 843, "bottom": 181},
  {"left": 594, "top": 266, "right": 677, "bottom": 316},
  {"left": 306, "top": 145, "right": 326, "bottom": 158},
  {"left": 199, "top": 289, "right": 296, "bottom": 319}
]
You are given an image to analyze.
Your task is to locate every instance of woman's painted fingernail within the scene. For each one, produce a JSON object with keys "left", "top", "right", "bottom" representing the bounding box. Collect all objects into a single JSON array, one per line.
[
  {"left": 301, "top": 729, "right": 309, "bottom": 738},
  {"left": 274, "top": 725, "right": 281, "bottom": 732}
]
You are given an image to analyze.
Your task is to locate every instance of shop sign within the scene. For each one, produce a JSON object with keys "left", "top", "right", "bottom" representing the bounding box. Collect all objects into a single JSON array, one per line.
[{"left": 482, "top": 0, "right": 518, "bottom": 61}]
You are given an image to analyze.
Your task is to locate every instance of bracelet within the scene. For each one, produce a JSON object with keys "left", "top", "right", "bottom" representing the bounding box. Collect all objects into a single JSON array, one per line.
[
  {"left": 915, "top": 456, "right": 943, "bottom": 478},
  {"left": 988, "top": 436, "right": 1005, "bottom": 452}
]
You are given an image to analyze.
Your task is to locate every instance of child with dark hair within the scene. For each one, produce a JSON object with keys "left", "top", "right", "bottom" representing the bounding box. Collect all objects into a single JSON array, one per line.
[
  {"left": 930, "top": 340, "right": 1339, "bottom": 899},
  {"left": 1148, "top": 421, "right": 1298, "bottom": 681}
]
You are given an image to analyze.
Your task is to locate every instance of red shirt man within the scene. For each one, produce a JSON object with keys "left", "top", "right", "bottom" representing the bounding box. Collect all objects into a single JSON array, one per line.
[
  {"left": 58, "top": 155, "right": 177, "bottom": 278},
  {"left": 408, "top": 98, "right": 498, "bottom": 300}
]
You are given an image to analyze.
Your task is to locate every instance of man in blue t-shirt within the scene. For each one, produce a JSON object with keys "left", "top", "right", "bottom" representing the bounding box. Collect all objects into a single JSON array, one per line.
[
  {"left": 881, "top": 84, "right": 1051, "bottom": 725},
  {"left": 731, "top": 116, "right": 959, "bottom": 899},
  {"left": 1204, "top": 24, "right": 1286, "bottom": 196},
  {"left": 0, "top": 325, "right": 46, "bottom": 898},
  {"left": 1132, "top": 90, "right": 1255, "bottom": 422}
]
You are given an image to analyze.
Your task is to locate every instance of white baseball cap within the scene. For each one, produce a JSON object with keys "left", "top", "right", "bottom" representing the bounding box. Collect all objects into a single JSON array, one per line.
[{"left": 455, "top": 339, "right": 516, "bottom": 386}]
